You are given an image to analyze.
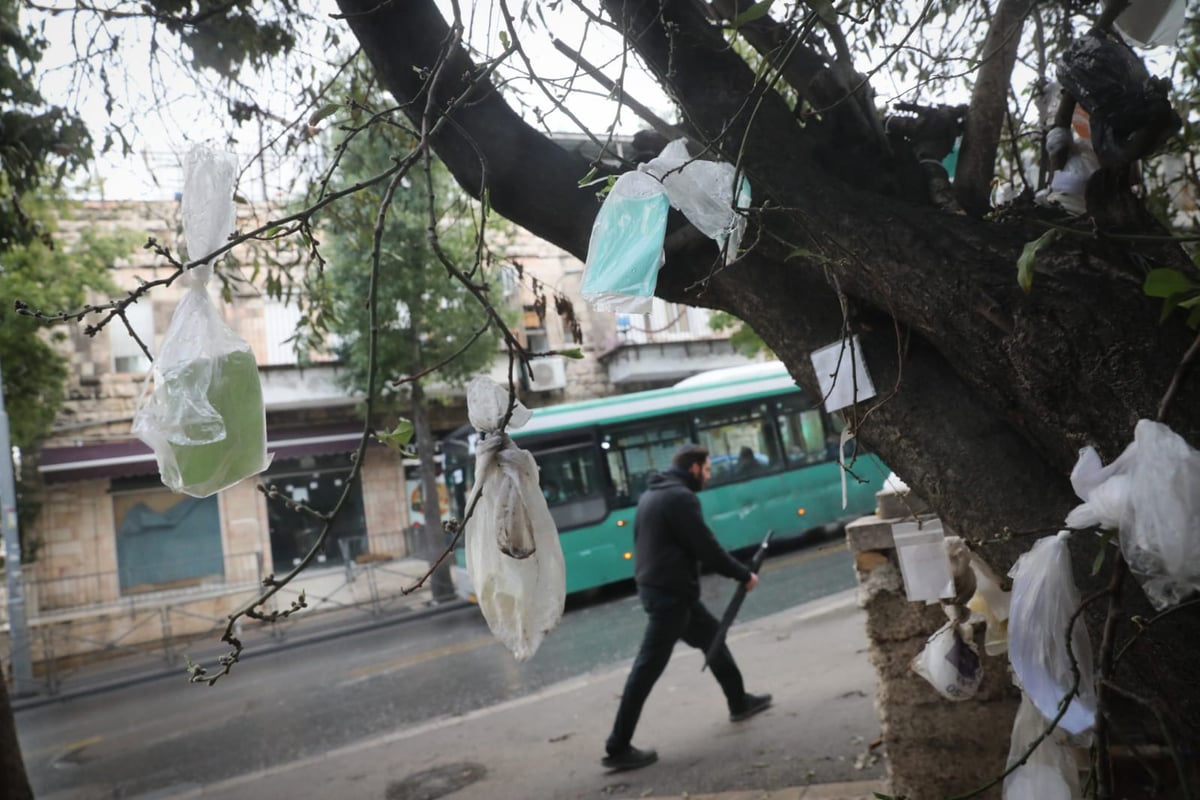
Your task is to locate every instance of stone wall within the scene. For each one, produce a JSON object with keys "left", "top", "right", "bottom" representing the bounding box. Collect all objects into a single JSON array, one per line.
[{"left": 848, "top": 514, "right": 1019, "bottom": 800}]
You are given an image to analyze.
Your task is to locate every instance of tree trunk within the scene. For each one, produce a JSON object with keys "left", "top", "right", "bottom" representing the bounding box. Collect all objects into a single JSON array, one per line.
[
  {"left": 0, "top": 678, "right": 33, "bottom": 800},
  {"left": 411, "top": 378, "right": 455, "bottom": 603}
]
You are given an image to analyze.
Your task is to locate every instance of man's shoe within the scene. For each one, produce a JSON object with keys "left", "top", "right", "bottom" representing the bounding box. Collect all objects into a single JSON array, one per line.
[
  {"left": 730, "top": 692, "right": 773, "bottom": 722},
  {"left": 602, "top": 745, "right": 659, "bottom": 772}
]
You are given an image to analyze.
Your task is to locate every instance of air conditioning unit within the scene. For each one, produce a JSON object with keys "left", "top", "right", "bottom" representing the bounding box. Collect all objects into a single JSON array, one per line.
[{"left": 528, "top": 356, "right": 567, "bottom": 392}]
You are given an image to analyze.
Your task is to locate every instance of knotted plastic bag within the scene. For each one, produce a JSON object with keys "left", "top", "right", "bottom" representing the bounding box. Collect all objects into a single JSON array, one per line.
[
  {"left": 132, "top": 146, "right": 270, "bottom": 498},
  {"left": 1065, "top": 438, "right": 1136, "bottom": 531},
  {"left": 1003, "top": 693, "right": 1083, "bottom": 800},
  {"left": 641, "top": 139, "right": 751, "bottom": 264},
  {"left": 580, "top": 171, "right": 669, "bottom": 314},
  {"left": 1121, "top": 420, "right": 1200, "bottom": 609},
  {"left": 464, "top": 377, "right": 565, "bottom": 661},
  {"left": 911, "top": 616, "right": 983, "bottom": 701},
  {"left": 1007, "top": 533, "right": 1097, "bottom": 735}
]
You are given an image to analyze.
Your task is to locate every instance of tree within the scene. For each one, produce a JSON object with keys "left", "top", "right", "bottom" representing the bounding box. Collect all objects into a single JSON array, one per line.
[
  {"left": 313, "top": 116, "right": 507, "bottom": 600},
  {"left": 14, "top": 0, "right": 1200, "bottom": 795}
]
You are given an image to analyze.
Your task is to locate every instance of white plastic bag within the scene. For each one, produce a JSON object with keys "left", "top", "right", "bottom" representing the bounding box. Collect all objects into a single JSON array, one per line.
[
  {"left": 1115, "top": 0, "right": 1186, "bottom": 47},
  {"left": 132, "top": 146, "right": 270, "bottom": 498},
  {"left": 1065, "top": 439, "right": 1135, "bottom": 531},
  {"left": 641, "top": 139, "right": 751, "bottom": 264},
  {"left": 464, "top": 377, "right": 565, "bottom": 661},
  {"left": 911, "top": 617, "right": 983, "bottom": 701},
  {"left": 580, "top": 171, "right": 669, "bottom": 314},
  {"left": 1121, "top": 420, "right": 1200, "bottom": 609},
  {"left": 1007, "top": 533, "right": 1097, "bottom": 735},
  {"left": 1003, "top": 693, "right": 1082, "bottom": 800}
]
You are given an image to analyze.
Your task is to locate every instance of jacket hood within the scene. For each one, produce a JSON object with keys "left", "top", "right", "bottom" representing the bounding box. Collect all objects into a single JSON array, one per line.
[{"left": 647, "top": 466, "right": 700, "bottom": 493}]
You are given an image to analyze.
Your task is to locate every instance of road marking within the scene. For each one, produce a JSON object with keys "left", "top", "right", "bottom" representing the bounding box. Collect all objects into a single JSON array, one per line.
[{"left": 336, "top": 634, "right": 495, "bottom": 688}]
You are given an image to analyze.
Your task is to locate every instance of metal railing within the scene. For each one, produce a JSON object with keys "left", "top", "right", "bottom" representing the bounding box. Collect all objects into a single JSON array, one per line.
[{"left": 2, "top": 528, "right": 440, "bottom": 697}]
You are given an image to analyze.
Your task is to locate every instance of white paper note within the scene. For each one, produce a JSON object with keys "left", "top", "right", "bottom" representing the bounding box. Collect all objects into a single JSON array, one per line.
[
  {"left": 892, "top": 520, "right": 954, "bottom": 603},
  {"left": 811, "top": 336, "right": 876, "bottom": 412}
]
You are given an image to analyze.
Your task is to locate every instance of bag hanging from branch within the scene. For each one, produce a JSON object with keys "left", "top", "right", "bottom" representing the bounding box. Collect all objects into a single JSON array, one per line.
[
  {"left": 132, "top": 146, "right": 270, "bottom": 498},
  {"left": 1007, "top": 533, "right": 1097, "bottom": 736},
  {"left": 580, "top": 171, "right": 669, "bottom": 314},
  {"left": 463, "top": 377, "right": 565, "bottom": 661},
  {"left": 641, "top": 139, "right": 751, "bottom": 264}
]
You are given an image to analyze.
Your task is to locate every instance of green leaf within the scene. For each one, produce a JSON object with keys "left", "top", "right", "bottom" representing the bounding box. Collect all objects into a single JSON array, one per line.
[
  {"left": 559, "top": 348, "right": 584, "bottom": 359},
  {"left": 375, "top": 420, "right": 415, "bottom": 452},
  {"left": 1091, "top": 545, "right": 1106, "bottom": 576},
  {"left": 1143, "top": 268, "right": 1197, "bottom": 298},
  {"left": 732, "top": 0, "right": 774, "bottom": 28},
  {"left": 499, "top": 30, "right": 510, "bottom": 48},
  {"left": 577, "top": 166, "right": 599, "bottom": 187},
  {"left": 307, "top": 103, "right": 340, "bottom": 127},
  {"left": 1188, "top": 305, "right": 1200, "bottom": 329},
  {"left": 1178, "top": 293, "right": 1200, "bottom": 309},
  {"left": 1017, "top": 229, "right": 1059, "bottom": 294}
]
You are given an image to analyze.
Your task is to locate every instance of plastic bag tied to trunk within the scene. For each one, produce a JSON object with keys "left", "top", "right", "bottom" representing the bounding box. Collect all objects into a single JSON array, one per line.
[
  {"left": 1065, "top": 420, "right": 1200, "bottom": 609},
  {"left": 1003, "top": 693, "right": 1083, "bottom": 800},
  {"left": 1007, "top": 532, "right": 1097, "bottom": 736},
  {"left": 464, "top": 377, "right": 566, "bottom": 661},
  {"left": 131, "top": 146, "right": 270, "bottom": 498}
]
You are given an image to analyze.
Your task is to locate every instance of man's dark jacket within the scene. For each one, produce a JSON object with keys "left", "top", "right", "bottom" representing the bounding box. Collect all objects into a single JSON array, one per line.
[{"left": 633, "top": 467, "right": 752, "bottom": 600}]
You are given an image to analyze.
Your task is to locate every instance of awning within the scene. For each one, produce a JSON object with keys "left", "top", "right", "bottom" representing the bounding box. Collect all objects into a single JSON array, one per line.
[{"left": 39, "top": 426, "right": 369, "bottom": 484}]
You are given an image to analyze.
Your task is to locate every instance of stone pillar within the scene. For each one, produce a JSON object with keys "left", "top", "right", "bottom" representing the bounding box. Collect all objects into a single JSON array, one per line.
[{"left": 848, "top": 512, "right": 1019, "bottom": 800}]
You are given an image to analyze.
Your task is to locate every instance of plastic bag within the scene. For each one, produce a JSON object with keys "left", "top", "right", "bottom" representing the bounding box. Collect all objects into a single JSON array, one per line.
[
  {"left": 1003, "top": 693, "right": 1083, "bottom": 800},
  {"left": 580, "top": 171, "right": 669, "bottom": 314},
  {"left": 1007, "top": 533, "right": 1097, "bottom": 735},
  {"left": 911, "top": 616, "right": 983, "bottom": 701},
  {"left": 1065, "top": 440, "right": 1136, "bottom": 531},
  {"left": 1115, "top": 0, "right": 1186, "bottom": 48},
  {"left": 1056, "top": 31, "right": 1179, "bottom": 166},
  {"left": 967, "top": 554, "right": 1011, "bottom": 656},
  {"left": 132, "top": 147, "right": 270, "bottom": 498},
  {"left": 463, "top": 377, "right": 565, "bottom": 661},
  {"left": 641, "top": 139, "right": 751, "bottom": 264},
  {"left": 1121, "top": 420, "right": 1200, "bottom": 609}
]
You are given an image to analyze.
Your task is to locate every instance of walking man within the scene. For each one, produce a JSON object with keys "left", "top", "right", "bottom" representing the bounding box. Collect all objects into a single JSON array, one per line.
[{"left": 602, "top": 444, "right": 772, "bottom": 772}]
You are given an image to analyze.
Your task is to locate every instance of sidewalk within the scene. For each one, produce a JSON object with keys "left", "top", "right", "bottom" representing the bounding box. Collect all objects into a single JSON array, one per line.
[{"left": 168, "top": 590, "right": 888, "bottom": 800}]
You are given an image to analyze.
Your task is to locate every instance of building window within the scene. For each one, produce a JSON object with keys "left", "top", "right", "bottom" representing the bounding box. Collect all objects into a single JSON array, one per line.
[
  {"left": 110, "top": 300, "right": 154, "bottom": 373},
  {"left": 111, "top": 477, "right": 224, "bottom": 594},
  {"left": 264, "top": 452, "right": 365, "bottom": 569}
]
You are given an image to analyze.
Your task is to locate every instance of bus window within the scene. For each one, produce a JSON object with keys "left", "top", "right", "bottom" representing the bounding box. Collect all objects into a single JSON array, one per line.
[
  {"left": 531, "top": 442, "right": 608, "bottom": 531},
  {"left": 602, "top": 418, "right": 689, "bottom": 508},
  {"left": 693, "top": 403, "right": 781, "bottom": 485},
  {"left": 776, "top": 395, "right": 829, "bottom": 465}
]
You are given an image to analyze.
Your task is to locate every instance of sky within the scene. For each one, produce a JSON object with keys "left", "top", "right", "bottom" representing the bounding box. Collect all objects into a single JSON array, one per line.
[{"left": 32, "top": 0, "right": 673, "bottom": 203}]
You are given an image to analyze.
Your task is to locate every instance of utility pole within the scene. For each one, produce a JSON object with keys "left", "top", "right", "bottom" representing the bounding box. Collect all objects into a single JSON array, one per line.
[{"left": 0, "top": 358, "right": 34, "bottom": 696}]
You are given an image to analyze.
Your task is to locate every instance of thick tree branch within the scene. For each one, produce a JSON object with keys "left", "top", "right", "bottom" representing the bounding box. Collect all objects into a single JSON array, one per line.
[{"left": 955, "top": 0, "right": 1035, "bottom": 217}]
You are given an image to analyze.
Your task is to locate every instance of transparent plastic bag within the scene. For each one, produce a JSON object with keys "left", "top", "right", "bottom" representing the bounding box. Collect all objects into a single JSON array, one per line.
[
  {"left": 911, "top": 616, "right": 983, "bottom": 701},
  {"left": 1121, "top": 420, "right": 1200, "bottom": 609},
  {"left": 1065, "top": 439, "right": 1136, "bottom": 531},
  {"left": 1003, "top": 693, "right": 1083, "bottom": 800},
  {"left": 580, "top": 171, "right": 669, "bottom": 314},
  {"left": 131, "top": 146, "right": 269, "bottom": 498},
  {"left": 464, "top": 377, "right": 565, "bottom": 661},
  {"left": 1007, "top": 533, "right": 1097, "bottom": 735},
  {"left": 641, "top": 139, "right": 751, "bottom": 264}
]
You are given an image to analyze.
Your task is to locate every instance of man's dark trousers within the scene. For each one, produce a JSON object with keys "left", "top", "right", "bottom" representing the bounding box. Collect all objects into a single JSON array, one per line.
[{"left": 606, "top": 587, "right": 746, "bottom": 754}]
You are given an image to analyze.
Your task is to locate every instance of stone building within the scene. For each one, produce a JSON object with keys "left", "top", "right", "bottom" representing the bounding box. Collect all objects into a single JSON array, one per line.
[{"left": 7, "top": 194, "right": 752, "bottom": 665}]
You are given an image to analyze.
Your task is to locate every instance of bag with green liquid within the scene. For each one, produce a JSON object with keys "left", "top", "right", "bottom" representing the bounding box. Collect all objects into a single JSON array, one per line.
[{"left": 132, "top": 146, "right": 271, "bottom": 497}]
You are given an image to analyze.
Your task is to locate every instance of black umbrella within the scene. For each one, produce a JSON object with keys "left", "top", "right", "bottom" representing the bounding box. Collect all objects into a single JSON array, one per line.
[{"left": 703, "top": 529, "right": 774, "bottom": 671}]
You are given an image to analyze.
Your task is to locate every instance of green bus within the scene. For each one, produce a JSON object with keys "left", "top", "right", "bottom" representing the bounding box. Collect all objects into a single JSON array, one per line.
[{"left": 444, "top": 361, "right": 886, "bottom": 598}]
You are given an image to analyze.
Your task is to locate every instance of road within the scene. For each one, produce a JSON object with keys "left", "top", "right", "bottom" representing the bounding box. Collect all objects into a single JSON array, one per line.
[{"left": 16, "top": 537, "right": 863, "bottom": 799}]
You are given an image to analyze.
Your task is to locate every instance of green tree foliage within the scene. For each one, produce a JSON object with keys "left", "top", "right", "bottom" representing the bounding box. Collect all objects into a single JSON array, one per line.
[
  {"left": 0, "top": 201, "right": 130, "bottom": 452},
  {"left": 317, "top": 128, "right": 503, "bottom": 397},
  {"left": 709, "top": 310, "right": 773, "bottom": 359},
  {"left": 0, "top": 0, "right": 91, "bottom": 247}
]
